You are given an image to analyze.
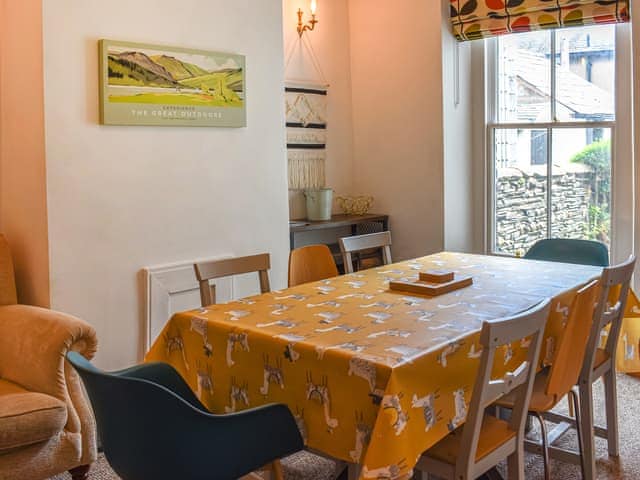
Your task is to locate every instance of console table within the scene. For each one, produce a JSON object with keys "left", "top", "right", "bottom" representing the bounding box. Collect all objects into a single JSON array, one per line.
[
  {"left": 289, "top": 214, "right": 389, "bottom": 248},
  {"left": 289, "top": 214, "right": 389, "bottom": 271}
]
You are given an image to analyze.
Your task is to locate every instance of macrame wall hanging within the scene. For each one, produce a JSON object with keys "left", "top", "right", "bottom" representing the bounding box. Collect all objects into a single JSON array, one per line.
[
  {"left": 285, "top": 85, "right": 327, "bottom": 189},
  {"left": 284, "top": 32, "right": 328, "bottom": 191}
]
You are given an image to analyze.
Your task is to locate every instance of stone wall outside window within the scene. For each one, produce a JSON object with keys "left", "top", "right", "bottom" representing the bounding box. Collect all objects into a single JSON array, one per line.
[{"left": 496, "top": 168, "right": 595, "bottom": 255}]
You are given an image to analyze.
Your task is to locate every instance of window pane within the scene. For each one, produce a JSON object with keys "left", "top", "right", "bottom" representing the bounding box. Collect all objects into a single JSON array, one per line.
[
  {"left": 551, "top": 128, "right": 612, "bottom": 246},
  {"left": 554, "top": 25, "right": 615, "bottom": 122},
  {"left": 498, "top": 31, "right": 551, "bottom": 123},
  {"left": 494, "top": 129, "right": 548, "bottom": 255}
]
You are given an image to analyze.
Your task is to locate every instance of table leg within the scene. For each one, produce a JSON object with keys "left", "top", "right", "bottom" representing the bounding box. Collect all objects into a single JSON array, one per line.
[{"left": 290, "top": 232, "right": 295, "bottom": 250}]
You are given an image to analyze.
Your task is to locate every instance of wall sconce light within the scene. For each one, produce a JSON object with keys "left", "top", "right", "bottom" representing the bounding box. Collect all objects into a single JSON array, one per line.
[{"left": 297, "top": 0, "right": 318, "bottom": 37}]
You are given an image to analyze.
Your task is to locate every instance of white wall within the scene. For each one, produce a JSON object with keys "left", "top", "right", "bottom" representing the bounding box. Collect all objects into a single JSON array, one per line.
[
  {"left": 633, "top": 0, "right": 640, "bottom": 290},
  {"left": 612, "top": 23, "right": 635, "bottom": 266},
  {"left": 283, "top": 0, "right": 355, "bottom": 220},
  {"left": 43, "top": 0, "right": 289, "bottom": 369},
  {"left": 442, "top": 5, "right": 476, "bottom": 253},
  {"left": 349, "top": 0, "right": 446, "bottom": 260}
]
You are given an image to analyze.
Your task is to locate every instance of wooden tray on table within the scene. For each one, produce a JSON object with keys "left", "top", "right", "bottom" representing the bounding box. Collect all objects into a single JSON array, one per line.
[{"left": 389, "top": 270, "right": 473, "bottom": 296}]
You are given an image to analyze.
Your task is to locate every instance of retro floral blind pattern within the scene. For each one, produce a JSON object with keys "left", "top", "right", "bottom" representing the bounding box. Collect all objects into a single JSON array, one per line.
[{"left": 451, "top": 0, "right": 630, "bottom": 41}]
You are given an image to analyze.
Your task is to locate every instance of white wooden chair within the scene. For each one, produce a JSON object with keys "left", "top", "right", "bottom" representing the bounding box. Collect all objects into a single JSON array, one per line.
[
  {"left": 194, "top": 254, "right": 342, "bottom": 479},
  {"left": 496, "top": 279, "right": 600, "bottom": 480},
  {"left": 194, "top": 253, "right": 270, "bottom": 307},
  {"left": 339, "top": 231, "right": 392, "bottom": 274},
  {"left": 542, "top": 255, "right": 636, "bottom": 479},
  {"left": 415, "top": 300, "right": 550, "bottom": 480}
]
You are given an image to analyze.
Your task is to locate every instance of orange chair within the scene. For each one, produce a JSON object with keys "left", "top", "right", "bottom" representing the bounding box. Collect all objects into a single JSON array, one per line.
[
  {"left": 288, "top": 245, "right": 338, "bottom": 287},
  {"left": 496, "top": 279, "right": 599, "bottom": 480}
]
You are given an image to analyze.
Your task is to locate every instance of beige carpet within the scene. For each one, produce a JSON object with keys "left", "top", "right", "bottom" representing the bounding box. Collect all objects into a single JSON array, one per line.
[
  {"left": 499, "top": 374, "right": 640, "bottom": 480},
  {"left": 50, "top": 451, "right": 340, "bottom": 480},
  {"left": 50, "top": 374, "right": 640, "bottom": 480}
]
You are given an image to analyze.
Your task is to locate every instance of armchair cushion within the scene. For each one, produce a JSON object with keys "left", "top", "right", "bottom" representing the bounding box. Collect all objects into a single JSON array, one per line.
[{"left": 0, "top": 379, "right": 67, "bottom": 450}]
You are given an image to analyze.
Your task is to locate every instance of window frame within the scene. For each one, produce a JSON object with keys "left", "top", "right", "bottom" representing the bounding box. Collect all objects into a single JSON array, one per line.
[{"left": 483, "top": 25, "right": 632, "bottom": 261}]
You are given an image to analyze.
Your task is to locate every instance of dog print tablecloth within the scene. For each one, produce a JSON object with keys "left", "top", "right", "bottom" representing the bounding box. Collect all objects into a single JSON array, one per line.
[{"left": 147, "top": 252, "right": 627, "bottom": 479}]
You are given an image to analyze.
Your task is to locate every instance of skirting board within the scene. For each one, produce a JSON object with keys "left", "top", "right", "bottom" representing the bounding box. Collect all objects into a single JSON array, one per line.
[{"left": 143, "top": 255, "right": 233, "bottom": 353}]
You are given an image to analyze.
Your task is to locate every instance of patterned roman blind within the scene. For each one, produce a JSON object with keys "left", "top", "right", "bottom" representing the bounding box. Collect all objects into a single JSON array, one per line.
[{"left": 451, "top": 0, "right": 630, "bottom": 41}]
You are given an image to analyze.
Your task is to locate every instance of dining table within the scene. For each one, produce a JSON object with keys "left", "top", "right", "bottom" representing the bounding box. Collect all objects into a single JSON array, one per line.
[{"left": 145, "top": 251, "right": 640, "bottom": 480}]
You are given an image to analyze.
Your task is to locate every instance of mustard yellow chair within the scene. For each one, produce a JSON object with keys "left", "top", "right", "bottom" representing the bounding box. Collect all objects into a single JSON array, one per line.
[
  {"left": 288, "top": 245, "right": 339, "bottom": 287},
  {"left": 0, "top": 234, "right": 98, "bottom": 480}
]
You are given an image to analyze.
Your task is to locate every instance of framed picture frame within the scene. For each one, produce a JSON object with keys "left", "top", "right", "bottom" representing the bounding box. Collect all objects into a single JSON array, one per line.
[{"left": 99, "top": 39, "right": 246, "bottom": 127}]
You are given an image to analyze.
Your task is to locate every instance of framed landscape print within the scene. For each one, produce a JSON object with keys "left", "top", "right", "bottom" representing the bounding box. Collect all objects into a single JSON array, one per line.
[{"left": 99, "top": 39, "right": 246, "bottom": 127}]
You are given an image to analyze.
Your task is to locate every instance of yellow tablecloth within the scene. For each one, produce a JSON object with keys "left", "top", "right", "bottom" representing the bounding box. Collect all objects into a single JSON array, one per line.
[
  {"left": 146, "top": 252, "right": 629, "bottom": 479},
  {"left": 616, "top": 289, "right": 640, "bottom": 372}
]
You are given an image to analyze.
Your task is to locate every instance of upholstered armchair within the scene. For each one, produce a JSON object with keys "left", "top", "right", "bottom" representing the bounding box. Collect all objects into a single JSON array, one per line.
[{"left": 0, "top": 234, "right": 98, "bottom": 480}]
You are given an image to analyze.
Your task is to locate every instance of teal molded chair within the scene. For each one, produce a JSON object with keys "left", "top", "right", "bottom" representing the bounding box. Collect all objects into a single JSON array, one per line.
[
  {"left": 524, "top": 239, "right": 609, "bottom": 267},
  {"left": 66, "top": 352, "right": 303, "bottom": 480}
]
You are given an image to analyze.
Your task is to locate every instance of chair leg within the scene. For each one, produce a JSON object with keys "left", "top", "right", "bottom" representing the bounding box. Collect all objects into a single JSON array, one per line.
[
  {"left": 348, "top": 464, "right": 361, "bottom": 480},
  {"left": 579, "top": 382, "right": 597, "bottom": 480},
  {"left": 534, "top": 412, "right": 551, "bottom": 480},
  {"left": 568, "top": 389, "right": 586, "bottom": 479},
  {"left": 603, "top": 370, "right": 620, "bottom": 456},
  {"left": 272, "top": 460, "right": 284, "bottom": 480},
  {"left": 507, "top": 446, "right": 524, "bottom": 480},
  {"left": 568, "top": 392, "right": 576, "bottom": 418},
  {"left": 69, "top": 465, "right": 91, "bottom": 480}
]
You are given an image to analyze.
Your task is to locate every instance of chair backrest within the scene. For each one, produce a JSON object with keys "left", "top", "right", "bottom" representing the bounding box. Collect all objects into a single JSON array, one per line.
[
  {"left": 194, "top": 253, "right": 271, "bottom": 307},
  {"left": 0, "top": 234, "right": 17, "bottom": 305},
  {"left": 67, "top": 352, "right": 303, "bottom": 480},
  {"left": 66, "top": 351, "right": 201, "bottom": 480},
  {"left": 545, "top": 280, "right": 599, "bottom": 398},
  {"left": 288, "top": 244, "right": 338, "bottom": 287},
  {"left": 339, "top": 231, "right": 392, "bottom": 274},
  {"left": 457, "top": 299, "right": 550, "bottom": 479},
  {"left": 524, "top": 238, "right": 609, "bottom": 267},
  {"left": 67, "top": 352, "right": 249, "bottom": 480},
  {"left": 581, "top": 255, "right": 636, "bottom": 380}
]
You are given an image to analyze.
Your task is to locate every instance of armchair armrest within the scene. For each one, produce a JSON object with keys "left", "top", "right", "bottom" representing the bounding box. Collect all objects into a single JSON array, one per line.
[
  {"left": 0, "top": 305, "right": 98, "bottom": 464},
  {"left": 0, "top": 305, "right": 97, "bottom": 398}
]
